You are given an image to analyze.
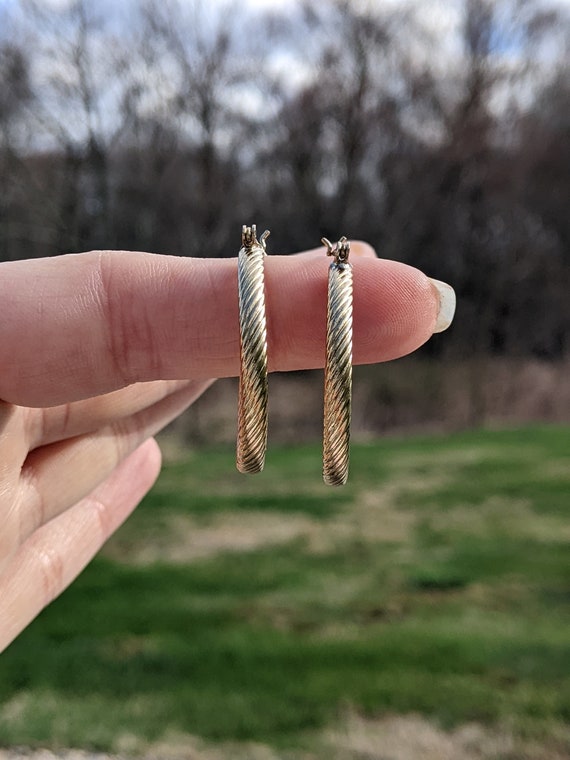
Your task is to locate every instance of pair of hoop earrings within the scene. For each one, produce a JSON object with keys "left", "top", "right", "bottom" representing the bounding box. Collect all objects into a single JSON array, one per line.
[{"left": 236, "top": 225, "right": 353, "bottom": 486}]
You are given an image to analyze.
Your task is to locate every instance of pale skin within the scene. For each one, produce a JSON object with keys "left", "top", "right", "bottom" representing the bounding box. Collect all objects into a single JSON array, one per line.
[{"left": 0, "top": 243, "right": 444, "bottom": 653}]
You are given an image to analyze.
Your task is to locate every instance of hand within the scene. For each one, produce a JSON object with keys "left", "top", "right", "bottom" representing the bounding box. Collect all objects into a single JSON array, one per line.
[{"left": 0, "top": 244, "right": 454, "bottom": 652}]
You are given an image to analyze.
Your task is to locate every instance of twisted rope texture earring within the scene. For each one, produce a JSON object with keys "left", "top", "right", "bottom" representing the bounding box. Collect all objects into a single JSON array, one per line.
[
  {"left": 237, "top": 224, "right": 270, "bottom": 474},
  {"left": 322, "top": 236, "right": 353, "bottom": 486}
]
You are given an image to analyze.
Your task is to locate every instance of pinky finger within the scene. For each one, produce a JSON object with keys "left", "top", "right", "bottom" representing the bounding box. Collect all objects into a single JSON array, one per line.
[{"left": 0, "top": 438, "right": 161, "bottom": 654}]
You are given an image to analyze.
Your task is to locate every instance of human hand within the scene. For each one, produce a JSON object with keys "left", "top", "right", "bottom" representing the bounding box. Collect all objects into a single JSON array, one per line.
[{"left": 0, "top": 244, "right": 455, "bottom": 651}]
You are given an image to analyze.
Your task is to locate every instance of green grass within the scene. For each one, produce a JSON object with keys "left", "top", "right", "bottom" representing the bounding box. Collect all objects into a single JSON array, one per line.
[{"left": 0, "top": 425, "right": 569, "bottom": 754}]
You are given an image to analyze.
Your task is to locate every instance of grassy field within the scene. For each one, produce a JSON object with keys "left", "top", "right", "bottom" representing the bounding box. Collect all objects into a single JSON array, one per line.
[{"left": 0, "top": 425, "right": 569, "bottom": 759}]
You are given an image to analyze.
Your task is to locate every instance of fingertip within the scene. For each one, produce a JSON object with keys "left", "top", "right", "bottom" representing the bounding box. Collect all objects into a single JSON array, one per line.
[
  {"left": 132, "top": 437, "right": 163, "bottom": 487},
  {"left": 109, "top": 438, "right": 163, "bottom": 511},
  {"left": 352, "top": 258, "right": 439, "bottom": 363},
  {"left": 265, "top": 255, "right": 443, "bottom": 370},
  {"left": 349, "top": 240, "right": 377, "bottom": 259}
]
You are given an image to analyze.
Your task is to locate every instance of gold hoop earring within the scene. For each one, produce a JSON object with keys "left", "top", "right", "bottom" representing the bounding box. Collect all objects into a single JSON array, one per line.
[
  {"left": 237, "top": 224, "right": 270, "bottom": 474},
  {"left": 321, "top": 236, "right": 353, "bottom": 486}
]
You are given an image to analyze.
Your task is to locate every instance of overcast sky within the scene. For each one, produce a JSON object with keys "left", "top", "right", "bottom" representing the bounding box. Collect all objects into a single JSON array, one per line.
[{"left": 2, "top": 0, "right": 570, "bottom": 10}]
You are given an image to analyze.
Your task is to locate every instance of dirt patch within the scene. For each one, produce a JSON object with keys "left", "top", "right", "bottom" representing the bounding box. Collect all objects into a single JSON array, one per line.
[
  {"left": 428, "top": 495, "right": 570, "bottom": 543},
  {"left": 0, "top": 753, "right": 119, "bottom": 760},
  {"left": 106, "top": 511, "right": 317, "bottom": 565},
  {"left": 107, "top": 456, "right": 453, "bottom": 565},
  {"left": 4, "top": 716, "right": 569, "bottom": 760},
  {"left": 324, "top": 713, "right": 570, "bottom": 760},
  {"left": 106, "top": 481, "right": 422, "bottom": 566},
  {"left": 107, "top": 443, "right": 552, "bottom": 566}
]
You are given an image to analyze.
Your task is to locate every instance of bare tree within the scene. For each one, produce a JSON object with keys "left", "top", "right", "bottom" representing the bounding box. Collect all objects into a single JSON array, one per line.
[
  {"left": 0, "top": 41, "right": 35, "bottom": 260},
  {"left": 134, "top": 0, "right": 266, "bottom": 256}
]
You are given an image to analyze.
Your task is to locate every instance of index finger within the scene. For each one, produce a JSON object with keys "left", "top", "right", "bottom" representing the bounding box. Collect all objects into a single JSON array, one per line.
[{"left": 0, "top": 246, "right": 451, "bottom": 407}]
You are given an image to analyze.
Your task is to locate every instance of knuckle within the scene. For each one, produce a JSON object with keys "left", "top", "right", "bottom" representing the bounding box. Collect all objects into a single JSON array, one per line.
[
  {"left": 98, "top": 251, "right": 133, "bottom": 386},
  {"left": 21, "top": 474, "right": 47, "bottom": 537},
  {"left": 0, "top": 511, "right": 18, "bottom": 575},
  {"left": 88, "top": 495, "right": 114, "bottom": 542},
  {"left": 36, "top": 543, "right": 65, "bottom": 605},
  {"left": 108, "top": 418, "right": 136, "bottom": 462},
  {"left": 98, "top": 251, "right": 164, "bottom": 385}
]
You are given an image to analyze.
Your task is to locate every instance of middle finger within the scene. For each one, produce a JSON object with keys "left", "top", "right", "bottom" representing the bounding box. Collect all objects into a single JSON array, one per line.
[
  {"left": 14, "top": 379, "right": 214, "bottom": 550},
  {"left": 25, "top": 379, "right": 199, "bottom": 450}
]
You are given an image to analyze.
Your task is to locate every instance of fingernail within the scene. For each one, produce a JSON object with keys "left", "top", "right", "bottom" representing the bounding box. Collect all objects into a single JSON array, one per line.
[{"left": 429, "top": 278, "right": 456, "bottom": 333}]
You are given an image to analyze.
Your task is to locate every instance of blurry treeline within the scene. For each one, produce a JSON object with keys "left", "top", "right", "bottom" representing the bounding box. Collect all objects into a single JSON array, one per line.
[{"left": 1, "top": 0, "right": 569, "bottom": 430}]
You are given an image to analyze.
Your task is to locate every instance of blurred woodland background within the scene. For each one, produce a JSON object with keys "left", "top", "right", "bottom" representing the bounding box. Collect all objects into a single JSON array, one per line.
[{"left": 0, "top": 0, "right": 568, "bottom": 437}]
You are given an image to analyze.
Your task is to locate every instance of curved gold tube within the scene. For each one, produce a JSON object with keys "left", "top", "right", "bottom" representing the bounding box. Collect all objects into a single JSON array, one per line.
[
  {"left": 237, "top": 224, "right": 270, "bottom": 474},
  {"left": 322, "top": 237, "right": 353, "bottom": 486}
]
